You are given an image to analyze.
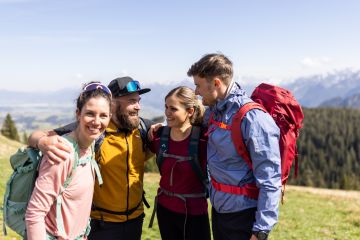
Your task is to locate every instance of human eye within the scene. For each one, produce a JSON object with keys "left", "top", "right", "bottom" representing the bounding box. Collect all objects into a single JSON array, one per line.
[
  {"left": 100, "top": 113, "right": 109, "bottom": 119},
  {"left": 85, "top": 111, "right": 95, "bottom": 116},
  {"left": 128, "top": 99, "right": 138, "bottom": 104}
]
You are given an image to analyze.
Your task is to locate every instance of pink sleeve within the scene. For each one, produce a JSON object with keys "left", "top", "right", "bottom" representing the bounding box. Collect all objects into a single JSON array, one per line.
[{"left": 25, "top": 148, "right": 73, "bottom": 240}]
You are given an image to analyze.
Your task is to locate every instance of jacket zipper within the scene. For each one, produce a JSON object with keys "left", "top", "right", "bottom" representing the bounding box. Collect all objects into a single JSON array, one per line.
[{"left": 125, "top": 133, "right": 130, "bottom": 221}]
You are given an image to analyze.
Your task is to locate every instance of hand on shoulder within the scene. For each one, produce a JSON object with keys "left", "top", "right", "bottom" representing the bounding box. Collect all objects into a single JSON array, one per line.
[
  {"left": 38, "top": 135, "right": 72, "bottom": 165},
  {"left": 148, "top": 123, "right": 164, "bottom": 141}
]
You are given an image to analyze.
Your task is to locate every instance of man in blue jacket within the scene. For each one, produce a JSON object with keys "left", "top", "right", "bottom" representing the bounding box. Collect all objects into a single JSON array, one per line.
[{"left": 187, "top": 53, "right": 281, "bottom": 240}]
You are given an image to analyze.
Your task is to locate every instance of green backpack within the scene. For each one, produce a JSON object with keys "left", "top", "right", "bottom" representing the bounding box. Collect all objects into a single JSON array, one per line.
[{"left": 2, "top": 136, "right": 102, "bottom": 239}]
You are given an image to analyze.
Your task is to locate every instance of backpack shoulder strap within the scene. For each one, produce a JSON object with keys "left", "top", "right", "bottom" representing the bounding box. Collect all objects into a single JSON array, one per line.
[
  {"left": 95, "top": 131, "right": 106, "bottom": 154},
  {"left": 231, "top": 102, "right": 266, "bottom": 169},
  {"left": 156, "top": 126, "right": 169, "bottom": 174},
  {"left": 53, "top": 122, "right": 77, "bottom": 136},
  {"left": 139, "top": 117, "right": 154, "bottom": 151},
  {"left": 188, "top": 126, "right": 208, "bottom": 189},
  {"left": 55, "top": 135, "right": 81, "bottom": 236}
]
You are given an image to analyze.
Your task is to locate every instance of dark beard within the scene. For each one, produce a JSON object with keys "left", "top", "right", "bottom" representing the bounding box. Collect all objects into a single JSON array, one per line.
[{"left": 116, "top": 112, "right": 139, "bottom": 130}]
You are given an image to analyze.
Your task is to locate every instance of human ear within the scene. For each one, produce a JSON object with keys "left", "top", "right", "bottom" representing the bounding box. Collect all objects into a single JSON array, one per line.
[
  {"left": 75, "top": 109, "right": 80, "bottom": 122},
  {"left": 187, "top": 107, "right": 195, "bottom": 117},
  {"left": 214, "top": 77, "right": 221, "bottom": 87}
]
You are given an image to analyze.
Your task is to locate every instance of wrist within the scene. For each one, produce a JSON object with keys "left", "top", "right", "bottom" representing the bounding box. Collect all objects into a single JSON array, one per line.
[
  {"left": 36, "top": 135, "right": 47, "bottom": 149},
  {"left": 252, "top": 230, "right": 269, "bottom": 240}
]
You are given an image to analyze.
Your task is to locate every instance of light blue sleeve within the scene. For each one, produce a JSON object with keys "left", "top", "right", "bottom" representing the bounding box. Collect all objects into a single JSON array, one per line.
[{"left": 242, "top": 109, "right": 282, "bottom": 231}]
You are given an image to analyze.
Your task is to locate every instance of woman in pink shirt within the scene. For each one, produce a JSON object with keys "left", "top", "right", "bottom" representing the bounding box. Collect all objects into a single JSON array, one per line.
[
  {"left": 25, "top": 82, "right": 112, "bottom": 240},
  {"left": 148, "top": 86, "right": 211, "bottom": 240}
]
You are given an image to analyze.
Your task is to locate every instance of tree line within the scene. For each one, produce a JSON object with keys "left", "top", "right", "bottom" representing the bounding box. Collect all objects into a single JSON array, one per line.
[
  {"left": 3, "top": 108, "right": 360, "bottom": 190},
  {"left": 288, "top": 108, "right": 360, "bottom": 190}
]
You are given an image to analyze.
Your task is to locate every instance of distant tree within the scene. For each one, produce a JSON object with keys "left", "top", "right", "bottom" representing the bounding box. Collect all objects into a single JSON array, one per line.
[
  {"left": 1, "top": 113, "right": 20, "bottom": 141},
  {"left": 22, "top": 131, "right": 28, "bottom": 144}
]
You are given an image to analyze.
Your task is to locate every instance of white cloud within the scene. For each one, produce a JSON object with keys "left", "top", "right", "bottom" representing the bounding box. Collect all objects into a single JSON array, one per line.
[{"left": 301, "top": 57, "right": 332, "bottom": 68}]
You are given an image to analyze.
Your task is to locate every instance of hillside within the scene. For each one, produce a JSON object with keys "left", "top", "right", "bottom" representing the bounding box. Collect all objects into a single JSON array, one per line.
[
  {"left": 290, "top": 108, "right": 360, "bottom": 190},
  {"left": 0, "top": 134, "right": 23, "bottom": 158},
  {"left": 0, "top": 156, "right": 360, "bottom": 239}
]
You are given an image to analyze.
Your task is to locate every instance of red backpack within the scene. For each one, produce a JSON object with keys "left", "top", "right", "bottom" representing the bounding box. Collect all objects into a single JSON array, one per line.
[{"left": 208, "top": 83, "right": 304, "bottom": 201}]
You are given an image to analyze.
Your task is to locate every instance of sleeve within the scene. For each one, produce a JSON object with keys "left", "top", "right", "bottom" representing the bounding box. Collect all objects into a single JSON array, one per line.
[
  {"left": 242, "top": 109, "right": 282, "bottom": 232},
  {"left": 148, "top": 127, "right": 162, "bottom": 154},
  {"left": 53, "top": 122, "right": 77, "bottom": 136},
  {"left": 25, "top": 145, "right": 73, "bottom": 239}
]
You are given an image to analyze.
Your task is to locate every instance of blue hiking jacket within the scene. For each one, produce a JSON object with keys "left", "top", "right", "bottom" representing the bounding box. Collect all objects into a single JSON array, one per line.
[{"left": 205, "top": 82, "right": 281, "bottom": 232}]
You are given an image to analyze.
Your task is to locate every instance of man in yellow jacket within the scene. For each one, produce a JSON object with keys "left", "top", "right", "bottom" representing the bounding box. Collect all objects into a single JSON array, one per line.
[{"left": 28, "top": 77, "right": 154, "bottom": 240}]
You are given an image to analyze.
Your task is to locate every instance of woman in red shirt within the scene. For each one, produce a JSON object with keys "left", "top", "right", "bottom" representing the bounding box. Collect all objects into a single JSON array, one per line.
[{"left": 149, "top": 86, "right": 210, "bottom": 240}]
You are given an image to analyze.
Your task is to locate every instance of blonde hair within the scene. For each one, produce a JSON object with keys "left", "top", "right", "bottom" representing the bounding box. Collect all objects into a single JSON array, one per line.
[{"left": 165, "top": 86, "right": 205, "bottom": 126}]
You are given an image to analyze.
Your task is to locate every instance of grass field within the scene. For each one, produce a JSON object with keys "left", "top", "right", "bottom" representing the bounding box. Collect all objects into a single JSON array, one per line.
[
  {"left": 142, "top": 173, "right": 360, "bottom": 240},
  {"left": 0, "top": 136, "right": 359, "bottom": 239}
]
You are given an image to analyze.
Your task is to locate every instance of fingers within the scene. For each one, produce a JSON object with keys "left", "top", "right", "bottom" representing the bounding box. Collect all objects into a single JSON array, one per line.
[
  {"left": 47, "top": 147, "right": 69, "bottom": 163},
  {"left": 148, "top": 123, "right": 164, "bottom": 141},
  {"left": 153, "top": 123, "right": 163, "bottom": 131},
  {"left": 148, "top": 130, "right": 154, "bottom": 141},
  {"left": 47, "top": 151, "right": 62, "bottom": 165},
  {"left": 56, "top": 137, "right": 72, "bottom": 153}
]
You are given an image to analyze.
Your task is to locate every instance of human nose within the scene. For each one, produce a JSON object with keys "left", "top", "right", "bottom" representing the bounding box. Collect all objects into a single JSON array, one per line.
[
  {"left": 93, "top": 115, "right": 101, "bottom": 125},
  {"left": 195, "top": 88, "right": 200, "bottom": 96},
  {"left": 165, "top": 108, "right": 170, "bottom": 116},
  {"left": 134, "top": 101, "right": 140, "bottom": 110}
]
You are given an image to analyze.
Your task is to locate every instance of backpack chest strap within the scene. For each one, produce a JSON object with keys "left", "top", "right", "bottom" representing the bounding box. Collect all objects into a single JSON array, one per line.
[
  {"left": 161, "top": 152, "right": 192, "bottom": 186},
  {"left": 161, "top": 152, "right": 192, "bottom": 161},
  {"left": 159, "top": 187, "right": 207, "bottom": 200}
]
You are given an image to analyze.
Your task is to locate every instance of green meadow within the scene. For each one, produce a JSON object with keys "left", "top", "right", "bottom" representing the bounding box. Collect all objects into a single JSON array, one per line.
[{"left": 0, "top": 136, "right": 359, "bottom": 239}]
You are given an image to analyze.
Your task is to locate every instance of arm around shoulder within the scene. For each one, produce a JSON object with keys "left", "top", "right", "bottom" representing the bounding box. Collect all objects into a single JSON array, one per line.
[{"left": 28, "top": 130, "right": 71, "bottom": 163}]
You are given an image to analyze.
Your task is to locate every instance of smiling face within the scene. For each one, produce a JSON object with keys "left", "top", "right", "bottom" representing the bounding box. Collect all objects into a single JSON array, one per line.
[
  {"left": 112, "top": 92, "right": 141, "bottom": 130},
  {"left": 76, "top": 96, "right": 111, "bottom": 143},
  {"left": 165, "top": 95, "right": 193, "bottom": 129}
]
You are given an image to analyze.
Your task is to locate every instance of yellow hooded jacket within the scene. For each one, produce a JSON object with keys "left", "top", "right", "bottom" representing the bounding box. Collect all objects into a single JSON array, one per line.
[{"left": 91, "top": 120, "right": 152, "bottom": 222}]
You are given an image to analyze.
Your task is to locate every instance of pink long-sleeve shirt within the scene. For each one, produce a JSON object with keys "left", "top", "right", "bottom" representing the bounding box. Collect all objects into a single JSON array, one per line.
[{"left": 25, "top": 139, "right": 95, "bottom": 240}]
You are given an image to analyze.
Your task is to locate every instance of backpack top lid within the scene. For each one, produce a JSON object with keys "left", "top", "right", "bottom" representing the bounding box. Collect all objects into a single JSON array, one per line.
[
  {"left": 251, "top": 83, "right": 304, "bottom": 130},
  {"left": 10, "top": 147, "right": 41, "bottom": 171}
]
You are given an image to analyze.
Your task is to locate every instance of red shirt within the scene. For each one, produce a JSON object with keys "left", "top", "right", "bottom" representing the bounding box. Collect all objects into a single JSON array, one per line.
[{"left": 150, "top": 127, "right": 208, "bottom": 215}]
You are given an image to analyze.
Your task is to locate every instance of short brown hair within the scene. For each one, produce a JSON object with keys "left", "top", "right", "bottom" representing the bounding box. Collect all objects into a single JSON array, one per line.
[{"left": 187, "top": 53, "right": 233, "bottom": 84}]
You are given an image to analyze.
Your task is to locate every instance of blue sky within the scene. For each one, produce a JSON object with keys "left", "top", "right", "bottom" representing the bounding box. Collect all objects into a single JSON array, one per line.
[{"left": 1, "top": 0, "right": 360, "bottom": 91}]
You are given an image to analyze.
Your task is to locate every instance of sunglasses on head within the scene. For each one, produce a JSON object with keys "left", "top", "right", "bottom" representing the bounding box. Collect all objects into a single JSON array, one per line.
[
  {"left": 126, "top": 80, "right": 141, "bottom": 92},
  {"left": 83, "top": 82, "right": 112, "bottom": 97}
]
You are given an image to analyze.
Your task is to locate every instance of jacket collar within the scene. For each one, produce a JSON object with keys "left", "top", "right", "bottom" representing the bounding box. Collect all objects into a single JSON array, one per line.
[
  {"left": 211, "top": 82, "right": 245, "bottom": 113},
  {"left": 105, "top": 120, "right": 119, "bottom": 133}
]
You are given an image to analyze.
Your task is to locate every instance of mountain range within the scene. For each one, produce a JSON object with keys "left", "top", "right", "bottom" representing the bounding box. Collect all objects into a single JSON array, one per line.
[
  {"left": 1, "top": 69, "right": 360, "bottom": 132},
  {"left": 282, "top": 69, "right": 360, "bottom": 107}
]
